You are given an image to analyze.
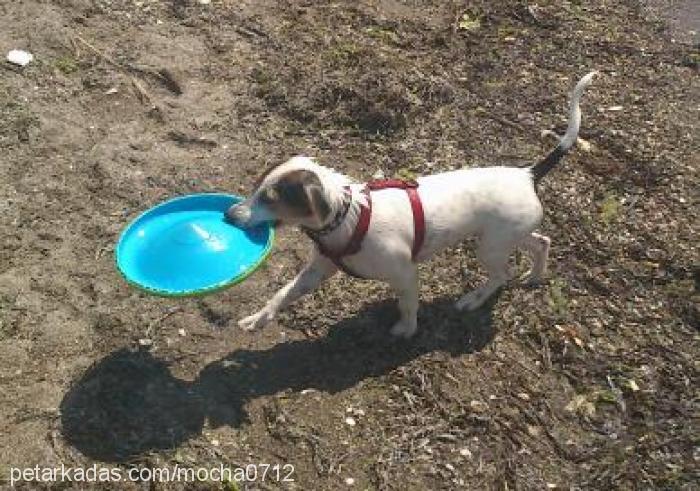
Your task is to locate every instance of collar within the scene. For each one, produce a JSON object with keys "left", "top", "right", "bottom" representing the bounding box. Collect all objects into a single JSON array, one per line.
[{"left": 301, "top": 186, "right": 352, "bottom": 238}]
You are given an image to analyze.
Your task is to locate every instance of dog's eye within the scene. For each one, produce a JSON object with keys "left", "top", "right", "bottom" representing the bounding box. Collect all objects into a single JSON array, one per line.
[{"left": 259, "top": 187, "right": 278, "bottom": 204}]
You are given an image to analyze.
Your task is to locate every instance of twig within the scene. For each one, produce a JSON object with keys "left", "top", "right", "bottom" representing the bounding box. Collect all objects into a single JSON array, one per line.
[
  {"left": 130, "top": 76, "right": 165, "bottom": 121},
  {"left": 491, "top": 115, "right": 526, "bottom": 131},
  {"left": 508, "top": 354, "right": 544, "bottom": 379},
  {"left": 130, "top": 76, "right": 152, "bottom": 105},
  {"left": 70, "top": 33, "right": 124, "bottom": 69},
  {"left": 139, "top": 66, "right": 182, "bottom": 95},
  {"left": 539, "top": 331, "right": 552, "bottom": 370},
  {"left": 328, "top": 449, "right": 357, "bottom": 474},
  {"left": 235, "top": 25, "right": 270, "bottom": 39},
  {"left": 70, "top": 33, "right": 182, "bottom": 95},
  {"left": 167, "top": 130, "right": 218, "bottom": 148},
  {"left": 524, "top": 403, "right": 600, "bottom": 463},
  {"left": 146, "top": 307, "right": 183, "bottom": 337}
]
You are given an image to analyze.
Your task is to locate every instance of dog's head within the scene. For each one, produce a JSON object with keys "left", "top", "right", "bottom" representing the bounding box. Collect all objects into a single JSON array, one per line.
[{"left": 225, "top": 156, "right": 336, "bottom": 229}]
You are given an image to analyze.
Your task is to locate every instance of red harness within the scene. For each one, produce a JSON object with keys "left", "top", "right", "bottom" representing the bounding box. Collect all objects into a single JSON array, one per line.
[{"left": 307, "top": 179, "right": 425, "bottom": 278}]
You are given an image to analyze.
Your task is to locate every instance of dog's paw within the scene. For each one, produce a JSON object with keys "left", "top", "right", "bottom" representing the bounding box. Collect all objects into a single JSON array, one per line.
[
  {"left": 238, "top": 310, "right": 273, "bottom": 331},
  {"left": 390, "top": 320, "right": 417, "bottom": 339}
]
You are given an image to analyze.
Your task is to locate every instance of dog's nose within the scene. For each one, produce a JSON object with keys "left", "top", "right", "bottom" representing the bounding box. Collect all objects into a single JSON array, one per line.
[{"left": 224, "top": 204, "right": 251, "bottom": 225}]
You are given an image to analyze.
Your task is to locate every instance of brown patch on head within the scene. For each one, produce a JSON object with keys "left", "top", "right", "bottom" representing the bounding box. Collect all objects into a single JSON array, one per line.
[
  {"left": 257, "top": 169, "right": 331, "bottom": 225},
  {"left": 276, "top": 170, "right": 316, "bottom": 215}
]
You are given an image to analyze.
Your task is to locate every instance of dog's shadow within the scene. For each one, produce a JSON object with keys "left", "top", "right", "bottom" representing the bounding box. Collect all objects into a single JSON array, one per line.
[{"left": 60, "top": 294, "right": 499, "bottom": 462}]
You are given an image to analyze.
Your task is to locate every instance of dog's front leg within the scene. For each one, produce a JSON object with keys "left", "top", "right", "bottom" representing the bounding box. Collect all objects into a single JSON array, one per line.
[
  {"left": 238, "top": 253, "right": 337, "bottom": 331},
  {"left": 388, "top": 265, "right": 420, "bottom": 338}
]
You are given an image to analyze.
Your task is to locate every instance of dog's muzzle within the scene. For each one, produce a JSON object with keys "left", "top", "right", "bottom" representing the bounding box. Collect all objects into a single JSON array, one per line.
[{"left": 224, "top": 204, "right": 251, "bottom": 226}]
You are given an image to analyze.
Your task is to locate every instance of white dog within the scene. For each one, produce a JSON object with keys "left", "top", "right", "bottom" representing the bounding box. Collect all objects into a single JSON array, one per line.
[{"left": 226, "top": 71, "right": 596, "bottom": 338}]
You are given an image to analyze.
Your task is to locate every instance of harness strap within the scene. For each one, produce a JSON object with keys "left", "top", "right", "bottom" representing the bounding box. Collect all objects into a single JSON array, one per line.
[
  {"left": 406, "top": 187, "right": 425, "bottom": 260},
  {"left": 342, "top": 187, "right": 372, "bottom": 257},
  {"left": 367, "top": 179, "right": 424, "bottom": 260},
  {"left": 308, "top": 179, "right": 425, "bottom": 278}
]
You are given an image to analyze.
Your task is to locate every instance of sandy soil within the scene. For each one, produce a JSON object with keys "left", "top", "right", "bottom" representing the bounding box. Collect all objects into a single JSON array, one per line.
[{"left": 0, "top": 0, "right": 698, "bottom": 489}]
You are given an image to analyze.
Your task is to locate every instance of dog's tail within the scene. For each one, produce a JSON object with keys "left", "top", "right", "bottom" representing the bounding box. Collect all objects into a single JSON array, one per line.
[{"left": 530, "top": 71, "right": 597, "bottom": 185}]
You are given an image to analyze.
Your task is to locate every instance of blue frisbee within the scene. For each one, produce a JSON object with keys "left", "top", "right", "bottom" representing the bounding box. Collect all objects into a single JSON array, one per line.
[{"left": 115, "top": 193, "right": 274, "bottom": 297}]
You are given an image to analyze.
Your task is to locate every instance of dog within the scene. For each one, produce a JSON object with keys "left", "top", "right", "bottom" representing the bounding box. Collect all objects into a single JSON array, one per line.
[{"left": 225, "top": 71, "right": 596, "bottom": 338}]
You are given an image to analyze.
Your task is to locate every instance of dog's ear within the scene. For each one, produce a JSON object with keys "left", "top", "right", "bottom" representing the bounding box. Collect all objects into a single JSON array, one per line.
[
  {"left": 294, "top": 170, "right": 331, "bottom": 224},
  {"left": 304, "top": 179, "right": 332, "bottom": 224},
  {"left": 276, "top": 170, "right": 331, "bottom": 223}
]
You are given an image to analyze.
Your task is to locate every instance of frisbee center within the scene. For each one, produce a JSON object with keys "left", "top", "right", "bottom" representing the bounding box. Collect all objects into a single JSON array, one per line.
[{"left": 171, "top": 221, "right": 227, "bottom": 252}]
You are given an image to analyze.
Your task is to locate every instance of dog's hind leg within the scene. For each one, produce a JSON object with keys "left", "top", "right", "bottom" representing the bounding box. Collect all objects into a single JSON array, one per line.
[
  {"left": 388, "top": 265, "right": 420, "bottom": 338},
  {"left": 519, "top": 232, "right": 551, "bottom": 285},
  {"left": 455, "top": 235, "right": 515, "bottom": 311}
]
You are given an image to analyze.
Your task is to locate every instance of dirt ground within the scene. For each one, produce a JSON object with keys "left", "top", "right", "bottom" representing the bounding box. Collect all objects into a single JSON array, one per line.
[{"left": 1, "top": 0, "right": 698, "bottom": 489}]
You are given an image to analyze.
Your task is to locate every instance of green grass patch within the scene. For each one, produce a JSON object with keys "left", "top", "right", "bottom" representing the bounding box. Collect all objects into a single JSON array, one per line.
[
  {"left": 547, "top": 277, "right": 569, "bottom": 317},
  {"left": 55, "top": 56, "right": 79, "bottom": 74},
  {"left": 366, "top": 26, "right": 400, "bottom": 44},
  {"left": 326, "top": 42, "right": 366, "bottom": 65},
  {"left": 599, "top": 192, "right": 621, "bottom": 225},
  {"left": 222, "top": 480, "right": 241, "bottom": 491}
]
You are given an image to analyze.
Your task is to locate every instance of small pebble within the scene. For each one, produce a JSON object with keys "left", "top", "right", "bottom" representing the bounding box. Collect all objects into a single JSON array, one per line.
[
  {"left": 459, "top": 447, "right": 472, "bottom": 458},
  {"left": 7, "top": 49, "right": 33, "bottom": 67},
  {"left": 344, "top": 416, "right": 356, "bottom": 426},
  {"left": 346, "top": 407, "right": 365, "bottom": 416},
  {"left": 344, "top": 477, "right": 355, "bottom": 486},
  {"left": 469, "top": 400, "right": 488, "bottom": 412}
]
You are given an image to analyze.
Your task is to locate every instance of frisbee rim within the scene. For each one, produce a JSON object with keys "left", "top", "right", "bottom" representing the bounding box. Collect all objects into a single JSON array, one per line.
[{"left": 115, "top": 193, "right": 274, "bottom": 298}]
